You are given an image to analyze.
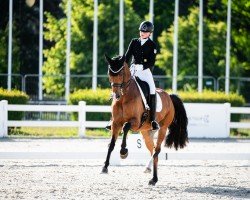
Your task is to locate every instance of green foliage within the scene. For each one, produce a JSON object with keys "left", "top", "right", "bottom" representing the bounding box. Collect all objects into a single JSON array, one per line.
[
  {"left": 0, "top": 22, "right": 20, "bottom": 75},
  {"left": 69, "top": 88, "right": 245, "bottom": 121},
  {"left": 43, "top": 0, "right": 142, "bottom": 97},
  {"left": 0, "top": 88, "right": 29, "bottom": 104},
  {"left": 178, "top": 90, "right": 245, "bottom": 106},
  {"left": 0, "top": 88, "right": 29, "bottom": 120},
  {"left": 207, "top": 0, "right": 250, "bottom": 74},
  {"left": 0, "top": 0, "right": 249, "bottom": 102},
  {"left": 0, "top": 30, "right": 7, "bottom": 73},
  {"left": 156, "top": 8, "right": 228, "bottom": 79},
  {"left": 70, "top": 88, "right": 245, "bottom": 107},
  {"left": 69, "top": 88, "right": 111, "bottom": 105}
]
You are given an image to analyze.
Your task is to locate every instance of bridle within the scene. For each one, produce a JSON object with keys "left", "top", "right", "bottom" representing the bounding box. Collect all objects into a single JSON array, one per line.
[{"left": 108, "top": 65, "right": 132, "bottom": 98}]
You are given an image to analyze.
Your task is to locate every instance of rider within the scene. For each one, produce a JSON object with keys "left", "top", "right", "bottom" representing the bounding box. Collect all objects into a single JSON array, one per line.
[{"left": 106, "top": 21, "right": 160, "bottom": 131}]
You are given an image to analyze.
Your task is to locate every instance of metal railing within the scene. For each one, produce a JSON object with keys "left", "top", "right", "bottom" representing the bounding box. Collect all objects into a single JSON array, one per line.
[
  {"left": 0, "top": 73, "right": 23, "bottom": 91},
  {"left": 0, "top": 73, "right": 249, "bottom": 102},
  {"left": 217, "top": 76, "right": 250, "bottom": 91}
]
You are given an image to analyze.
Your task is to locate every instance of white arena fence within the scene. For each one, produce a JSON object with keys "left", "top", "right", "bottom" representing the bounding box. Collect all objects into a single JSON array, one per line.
[{"left": 0, "top": 100, "right": 250, "bottom": 138}]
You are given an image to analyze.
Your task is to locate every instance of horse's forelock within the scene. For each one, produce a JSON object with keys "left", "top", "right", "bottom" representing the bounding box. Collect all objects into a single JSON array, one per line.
[
  {"left": 108, "top": 55, "right": 125, "bottom": 75},
  {"left": 108, "top": 65, "right": 123, "bottom": 76}
]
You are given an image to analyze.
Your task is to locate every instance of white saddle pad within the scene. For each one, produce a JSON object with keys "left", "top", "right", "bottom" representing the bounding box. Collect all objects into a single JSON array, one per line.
[
  {"left": 156, "top": 92, "right": 162, "bottom": 112},
  {"left": 134, "top": 77, "right": 162, "bottom": 112}
]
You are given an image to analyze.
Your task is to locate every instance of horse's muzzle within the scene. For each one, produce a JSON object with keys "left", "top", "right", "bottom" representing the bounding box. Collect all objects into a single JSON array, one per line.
[
  {"left": 115, "top": 93, "right": 121, "bottom": 101},
  {"left": 111, "top": 92, "right": 121, "bottom": 101}
]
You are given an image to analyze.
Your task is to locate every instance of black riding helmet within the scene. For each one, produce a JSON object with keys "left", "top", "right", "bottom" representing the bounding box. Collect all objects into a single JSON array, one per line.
[{"left": 139, "top": 21, "right": 154, "bottom": 33}]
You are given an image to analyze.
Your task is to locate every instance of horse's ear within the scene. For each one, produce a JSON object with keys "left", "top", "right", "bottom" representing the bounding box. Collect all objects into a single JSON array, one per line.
[
  {"left": 120, "top": 54, "right": 125, "bottom": 63},
  {"left": 104, "top": 54, "right": 112, "bottom": 64}
]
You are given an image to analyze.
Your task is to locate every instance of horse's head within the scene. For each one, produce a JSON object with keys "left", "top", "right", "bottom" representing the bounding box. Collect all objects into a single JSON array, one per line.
[{"left": 105, "top": 54, "right": 131, "bottom": 101}]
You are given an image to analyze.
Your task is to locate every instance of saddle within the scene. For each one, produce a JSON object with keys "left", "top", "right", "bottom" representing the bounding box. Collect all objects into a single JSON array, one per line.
[
  {"left": 133, "top": 76, "right": 163, "bottom": 128},
  {"left": 134, "top": 76, "right": 150, "bottom": 128},
  {"left": 135, "top": 76, "right": 150, "bottom": 106}
]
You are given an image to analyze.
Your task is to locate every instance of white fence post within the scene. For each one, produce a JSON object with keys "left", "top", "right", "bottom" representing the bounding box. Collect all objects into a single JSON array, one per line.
[
  {"left": 0, "top": 100, "right": 8, "bottom": 137},
  {"left": 78, "top": 101, "right": 86, "bottom": 137},
  {"left": 0, "top": 101, "right": 3, "bottom": 138},
  {"left": 224, "top": 103, "right": 231, "bottom": 137}
]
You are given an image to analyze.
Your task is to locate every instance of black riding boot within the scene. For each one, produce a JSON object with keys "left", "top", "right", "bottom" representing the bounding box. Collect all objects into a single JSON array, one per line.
[{"left": 150, "top": 94, "right": 160, "bottom": 131}]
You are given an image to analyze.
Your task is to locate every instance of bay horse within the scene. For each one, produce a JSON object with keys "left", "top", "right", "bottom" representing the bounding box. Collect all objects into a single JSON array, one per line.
[{"left": 102, "top": 54, "right": 188, "bottom": 186}]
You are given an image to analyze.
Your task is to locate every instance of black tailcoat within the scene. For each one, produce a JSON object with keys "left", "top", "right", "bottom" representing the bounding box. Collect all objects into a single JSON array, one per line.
[{"left": 125, "top": 38, "right": 157, "bottom": 72}]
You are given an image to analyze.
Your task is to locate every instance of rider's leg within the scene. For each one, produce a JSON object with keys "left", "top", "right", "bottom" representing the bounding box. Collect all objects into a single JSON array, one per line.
[
  {"left": 135, "top": 69, "right": 159, "bottom": 131},
  {"left": 149, "top": 94, "right": 160, "bottom": 131}
]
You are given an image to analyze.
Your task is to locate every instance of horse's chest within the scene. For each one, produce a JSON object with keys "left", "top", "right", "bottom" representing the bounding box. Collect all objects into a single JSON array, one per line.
[{"left": 112, "top": 103, "right": 138, "bottom": 120}]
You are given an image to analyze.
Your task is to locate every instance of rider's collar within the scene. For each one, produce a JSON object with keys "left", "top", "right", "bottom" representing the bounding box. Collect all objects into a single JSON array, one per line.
[{"left": 140, "top": 38, "right": 148, "bottom": 45}]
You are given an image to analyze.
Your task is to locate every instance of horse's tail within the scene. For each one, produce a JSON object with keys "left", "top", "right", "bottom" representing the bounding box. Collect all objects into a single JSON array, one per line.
[{"left": 165, "top": 94, "right": 188, "bottom": 150}]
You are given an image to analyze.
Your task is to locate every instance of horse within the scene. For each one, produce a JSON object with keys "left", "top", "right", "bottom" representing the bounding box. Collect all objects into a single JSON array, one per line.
[{"left": 101, "top": 54, "right": 188, "bottom": 186}]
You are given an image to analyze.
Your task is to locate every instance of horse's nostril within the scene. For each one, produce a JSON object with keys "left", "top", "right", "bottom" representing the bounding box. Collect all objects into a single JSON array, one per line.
[{"left": 116, "top": 94, "right": 120, "bottom": 100}]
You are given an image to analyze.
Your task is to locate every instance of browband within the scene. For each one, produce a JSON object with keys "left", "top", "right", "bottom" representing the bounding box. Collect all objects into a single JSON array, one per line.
[{"left": 108, "top": 65, "right": 124, "bottom": 74}]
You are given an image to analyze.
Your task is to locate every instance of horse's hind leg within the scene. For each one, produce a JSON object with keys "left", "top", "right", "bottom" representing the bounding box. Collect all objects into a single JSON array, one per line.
[
  {"left": 141, "top": 131, "right": 154, "bottom": 173},
  {"left": 102, "top": 125, "right": 121, "bottom": 173},
  {"left": 148, "top": 127, "right": 167, "bottom": 186},
  {"left": 120, "top": 122, "right": 131, "bottom": 159}
]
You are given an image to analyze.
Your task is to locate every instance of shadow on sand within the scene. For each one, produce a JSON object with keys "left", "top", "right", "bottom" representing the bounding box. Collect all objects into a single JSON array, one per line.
[{"left": 185, "top": 185, "right": 250, "bottom": 199}]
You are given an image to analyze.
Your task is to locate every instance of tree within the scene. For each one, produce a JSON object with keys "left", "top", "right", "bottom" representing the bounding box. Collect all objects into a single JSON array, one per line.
[
  {"left": 156, "top": 8, "right": 229, "bottom": 89},
  {"left": 43, "top": 0, "right": 142, "bottom": 97},
  {"left": 0, "top": 0, "right": 62, "bottom": 93}
]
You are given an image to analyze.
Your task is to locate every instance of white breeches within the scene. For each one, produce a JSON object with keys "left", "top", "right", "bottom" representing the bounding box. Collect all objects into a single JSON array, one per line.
[{"left": 130, "top": 65, "right": 156, "bottom": 94}]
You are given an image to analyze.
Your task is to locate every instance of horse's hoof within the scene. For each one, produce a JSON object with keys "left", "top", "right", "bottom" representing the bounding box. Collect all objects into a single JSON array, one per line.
[
  {"left": 148, "top": 178, "right": 157, "bottom": 186},
  {"left": 120, "top": 148, "right": 128, "bottom": 159},
  {"left": 144, "top": 167, "right": 152, "bottom": 173},
  {"left": 101, "top": 167, "right": 108, "bottom": 174}
]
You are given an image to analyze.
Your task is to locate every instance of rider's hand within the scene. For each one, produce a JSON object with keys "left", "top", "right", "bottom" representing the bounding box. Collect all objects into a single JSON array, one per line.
[
  {"left": 134, "top": 64, "right": 143, "bottom": 71},
  {"left": 130, "top": 64, "right": 136, "bottom": 76},
  {"left": 130, "top": 64, "right": 144, "bottom": 76}
]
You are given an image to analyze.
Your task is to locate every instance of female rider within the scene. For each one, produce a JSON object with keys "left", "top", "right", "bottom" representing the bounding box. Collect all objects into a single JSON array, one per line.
[{"left": 106, "top": 21, "right": 159, "bottom": 131}]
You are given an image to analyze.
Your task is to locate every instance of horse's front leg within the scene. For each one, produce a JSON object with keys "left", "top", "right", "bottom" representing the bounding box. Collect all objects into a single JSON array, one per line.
[
  {"left": 148, "top": 147, "right": 160, "bottom": 185},
  {"left": 148, "top": 127, "right": 167, "bottom": 186},
  {"left": 141, "top": 131, "right": 154, "bottom": 173},
  {"left": 120, "top": 122, "right": 131, "bottom": 159},
  {"left": 101, "top": 124, "right": 121, "bottom": 173}
]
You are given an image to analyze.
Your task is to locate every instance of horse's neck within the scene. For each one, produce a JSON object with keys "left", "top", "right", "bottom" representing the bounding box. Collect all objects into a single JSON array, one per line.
[{"left": 124, "top": 78, "right": 138, "bottom": 99}]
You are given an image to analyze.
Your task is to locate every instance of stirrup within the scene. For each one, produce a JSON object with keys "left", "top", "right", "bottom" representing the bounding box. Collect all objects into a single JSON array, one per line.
[
  {"left": 105, "top": 121, "right": 112, "bottom": 131},
  {"left": 151, "top": 121, "right": 160, "bottom": 131}
]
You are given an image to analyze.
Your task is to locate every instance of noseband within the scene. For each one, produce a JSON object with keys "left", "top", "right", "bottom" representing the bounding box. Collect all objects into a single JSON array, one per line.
[{"left": 111, "top": 82, "right": 125, "bottom": 88}]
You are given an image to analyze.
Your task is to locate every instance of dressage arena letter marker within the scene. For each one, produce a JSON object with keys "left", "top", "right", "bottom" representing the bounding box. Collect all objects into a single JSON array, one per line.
[{"left": 137, "top": 139, "right": 142, "bottom": 149}]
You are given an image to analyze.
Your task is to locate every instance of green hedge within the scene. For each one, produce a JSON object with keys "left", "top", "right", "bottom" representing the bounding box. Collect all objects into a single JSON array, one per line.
[
  {"left": 70, "top": 89, "right": 245, "bottom": 106},
  {"left": 0, "top": 88, "right": 29, "bottom": 120},
  {"left": 69, "top": 89, "right": 111, "bottom": 105},
  {"left": 69, "top": 89, "right": 245, "bottom": 121},
  {"left": 178, "top": 90, "right": 245, "bottom": 106},
  {"left": 69, "top": 89, "right": 111, "bottom": 121}
]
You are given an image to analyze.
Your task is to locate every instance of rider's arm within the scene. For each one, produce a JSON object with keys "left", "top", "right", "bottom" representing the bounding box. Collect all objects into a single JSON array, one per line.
[{"left": 125, "top": 39, "right": 135, "bottom": 63}]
